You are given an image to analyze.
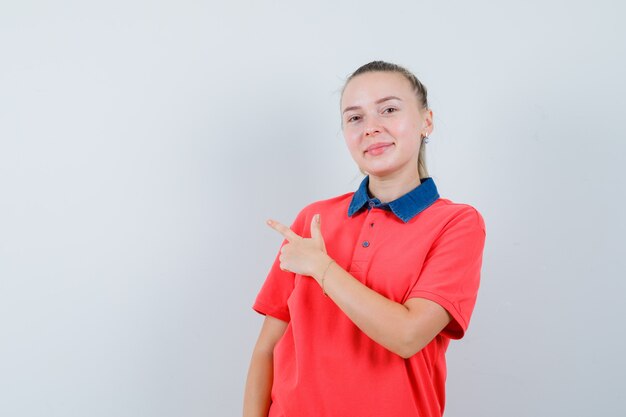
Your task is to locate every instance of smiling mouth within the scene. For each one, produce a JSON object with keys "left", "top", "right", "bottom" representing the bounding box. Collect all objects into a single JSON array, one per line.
[{"left": 365, "top": 143, "right": 394, "bottom": 155}]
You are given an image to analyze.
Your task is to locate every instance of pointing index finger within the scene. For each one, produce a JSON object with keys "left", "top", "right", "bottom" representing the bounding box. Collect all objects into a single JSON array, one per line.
[{"left": 266, "top": 219, "right": 300, "bottom": 242}]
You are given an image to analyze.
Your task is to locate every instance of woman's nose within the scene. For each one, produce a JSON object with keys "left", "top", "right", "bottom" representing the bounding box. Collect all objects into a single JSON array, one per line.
[{"left": 364, "top": 120, "right": 382, "bottom": 136}]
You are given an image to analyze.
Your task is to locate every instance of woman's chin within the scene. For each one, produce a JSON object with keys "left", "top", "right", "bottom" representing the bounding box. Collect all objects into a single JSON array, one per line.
[{"left": 360, "top": 166, "right": 396, "bottom": 178}]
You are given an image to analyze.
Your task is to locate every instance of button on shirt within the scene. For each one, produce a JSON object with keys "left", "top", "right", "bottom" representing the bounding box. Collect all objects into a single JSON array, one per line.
[{"left": 253, "top": 175, "right": 486, "bottom": 417}]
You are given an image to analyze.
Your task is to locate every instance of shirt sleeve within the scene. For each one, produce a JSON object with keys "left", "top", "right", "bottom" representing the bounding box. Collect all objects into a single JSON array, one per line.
[
  {"left": 406, "top": 206, "right": 486, "bottom": 339},
  {"left": 252, "top": 207, "right": 309, "bottom": 323}
]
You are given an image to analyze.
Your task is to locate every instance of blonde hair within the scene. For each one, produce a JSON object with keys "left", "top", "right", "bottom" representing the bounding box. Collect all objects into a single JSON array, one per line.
[{"left": 341, "top": 61, "right": 430, "bottom": 179}]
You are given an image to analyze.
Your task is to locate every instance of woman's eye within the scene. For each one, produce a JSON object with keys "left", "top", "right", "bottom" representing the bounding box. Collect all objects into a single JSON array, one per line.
[
  {"left": 383, "top": 107, "right": 398, "bottom": 114},
  {"left": 347, "top": 115, "right": 361, "bottom": 123}
]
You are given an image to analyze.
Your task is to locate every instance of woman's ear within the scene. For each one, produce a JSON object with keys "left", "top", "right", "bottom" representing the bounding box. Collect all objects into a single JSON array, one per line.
[{"left": 421, "top": 108, "right": 434, "bottom": 136}]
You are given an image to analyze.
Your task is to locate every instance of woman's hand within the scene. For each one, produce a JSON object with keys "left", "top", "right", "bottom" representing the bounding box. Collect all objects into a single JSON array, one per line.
[{"left": 266, "top": 213, "right": 331, "bottom": 280}]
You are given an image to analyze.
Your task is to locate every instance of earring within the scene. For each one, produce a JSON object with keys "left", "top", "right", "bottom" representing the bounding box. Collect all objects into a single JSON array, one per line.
[{"left": 423, "top": 134, "right": 429, "bottom": 144}]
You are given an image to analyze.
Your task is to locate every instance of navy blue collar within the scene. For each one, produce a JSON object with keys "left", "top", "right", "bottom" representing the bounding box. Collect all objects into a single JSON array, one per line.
[{"left": 347, "top": 176, "right": 440, "bottom": 223}]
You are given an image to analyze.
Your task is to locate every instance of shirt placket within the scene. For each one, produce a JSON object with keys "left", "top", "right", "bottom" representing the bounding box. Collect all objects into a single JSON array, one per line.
[{"left": 348, "top": 200, "right": 386, "bottom": 281}]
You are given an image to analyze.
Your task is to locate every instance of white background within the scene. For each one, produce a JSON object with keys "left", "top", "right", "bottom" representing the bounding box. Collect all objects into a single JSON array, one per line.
[{"left": 1, "top": 1, "right": 624, "bottom": 416}]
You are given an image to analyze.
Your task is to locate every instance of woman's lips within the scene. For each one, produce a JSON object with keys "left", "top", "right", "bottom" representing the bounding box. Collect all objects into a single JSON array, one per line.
[{"left": 366, "top": 143, "right": 394, "bottom": 156}]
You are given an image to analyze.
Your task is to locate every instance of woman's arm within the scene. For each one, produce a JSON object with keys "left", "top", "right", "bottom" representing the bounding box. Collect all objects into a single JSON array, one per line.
[
  {"left": 314, "top": 260, "right": 451, "bottom": 359},
  {"left": 266, "top": 216, "right": 450, "bottom": 359},
  {"left": 243, "top": 315, "right": 288, "bottom": 417}
]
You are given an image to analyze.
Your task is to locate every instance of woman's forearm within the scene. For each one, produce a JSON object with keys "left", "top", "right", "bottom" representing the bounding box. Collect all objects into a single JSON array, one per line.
[
  {"left": 243, "top": 348, "right": 274, "bottom": 417},
  {"left": 313, "top": 256, "right": 436, "bottom": 358},
  {"left": 244, "top": 315, "right": 287, "bottom": 416}
]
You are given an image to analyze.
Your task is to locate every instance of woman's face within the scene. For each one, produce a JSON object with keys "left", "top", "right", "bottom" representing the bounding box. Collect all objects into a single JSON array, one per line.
[{"left": 340, "top": 71, "right": 432, "bottom": 179}]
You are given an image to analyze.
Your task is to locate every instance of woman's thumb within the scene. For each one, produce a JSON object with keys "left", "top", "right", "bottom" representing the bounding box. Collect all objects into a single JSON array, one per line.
[{"left": 311, "top": 214, "right": 322, "bottom": 239}]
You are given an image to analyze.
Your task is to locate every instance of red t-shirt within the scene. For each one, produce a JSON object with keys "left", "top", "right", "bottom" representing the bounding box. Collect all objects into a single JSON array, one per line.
[{"left": 253, "top": 177, "right": 486, "bottom": 417}]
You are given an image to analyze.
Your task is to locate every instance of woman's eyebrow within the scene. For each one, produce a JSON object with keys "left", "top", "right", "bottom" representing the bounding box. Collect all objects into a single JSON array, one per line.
[{"left": 342, "top": 96, "right": 402, "bottom": 114}]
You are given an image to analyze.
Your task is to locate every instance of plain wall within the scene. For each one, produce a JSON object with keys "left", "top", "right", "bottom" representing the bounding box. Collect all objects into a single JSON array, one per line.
[{"left": 1, "top": 1, "right": 624, "bottom": 416}]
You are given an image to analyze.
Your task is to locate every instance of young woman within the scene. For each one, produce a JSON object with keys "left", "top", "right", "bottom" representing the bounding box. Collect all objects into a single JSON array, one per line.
[{"left": 243, "top": 61, "right": 487, "bottom": 417}]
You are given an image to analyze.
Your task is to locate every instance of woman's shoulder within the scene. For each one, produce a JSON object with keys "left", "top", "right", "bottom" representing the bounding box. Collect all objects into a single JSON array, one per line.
[
  {"left": 429, "top": 197, "right": 486, "bottom": 232},
  {"left": 289, "top": 191, "right": 355, "bottom": 226}
]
